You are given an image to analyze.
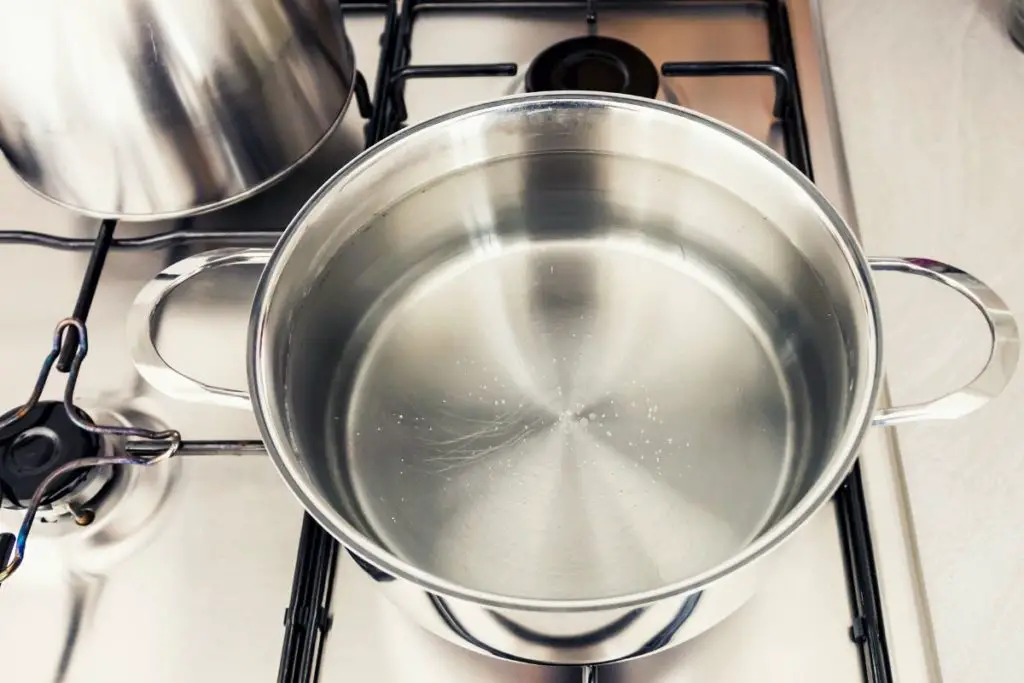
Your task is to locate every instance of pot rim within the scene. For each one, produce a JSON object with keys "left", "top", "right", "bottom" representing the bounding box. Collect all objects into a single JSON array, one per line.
[{"left": 248, "top": 91, "right": 884, "bottom": 613}]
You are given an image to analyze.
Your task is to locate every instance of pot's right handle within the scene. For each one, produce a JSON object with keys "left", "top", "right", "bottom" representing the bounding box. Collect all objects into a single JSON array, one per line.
[
  {"left": 869, "top": 257, "right": 1020, "bottom": 427},
  {"left": 127, "top": 248, "right": 272, "bottom": 409}
]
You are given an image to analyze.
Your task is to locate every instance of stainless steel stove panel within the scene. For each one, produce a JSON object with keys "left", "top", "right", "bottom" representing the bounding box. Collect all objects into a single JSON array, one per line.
[
  {"left": 2, "top": 457, "right": 302, "bottom": 683},
  {"left": 0, "top": 2, "right": 943, "bottom": 682}
]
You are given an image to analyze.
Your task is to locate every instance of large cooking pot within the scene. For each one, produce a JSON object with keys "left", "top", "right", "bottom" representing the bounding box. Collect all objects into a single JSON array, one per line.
[
  {"left": 0, "top": 0, "right": 356, "bottom": 220},
  {"left": 127, "top": 93, "right": 1019, "bottom": 665}
]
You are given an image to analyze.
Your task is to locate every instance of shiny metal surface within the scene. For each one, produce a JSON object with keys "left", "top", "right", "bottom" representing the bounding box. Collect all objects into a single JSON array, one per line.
[
  {"left": 0, "top": 9, "right": 385, "bottom": 681},
  {"left": 251, "top": 92, "right": 879, "bottom": 621},
  {"left": 0, "top": 318, "right": 181, "bottom": 583},
  {"left": 344, "top": 236, "right": 793, "bottom": 601},
  {"left": 129, "top": 249, "right": 271, "bottom": 408},
  {"left": 789, "top": 1, "right": 964, "bottom": 678},
  {"left": 0, "top": 0, "right": 356, "bottom": 219},
  {"left": 0, "top": 1, "right": 959, "bottom": 680},
  {"left": 0, "top": 444, "right": 302, "bottom": 683},
  {"left": 129, "top": 236, "right": 799, "bottom": 604},
  {"left": 867, "top": 257, "right": 1019, "bottom": 427},
  {"left": 127, "top": 89, "right": 1015, "bottom": 663}
]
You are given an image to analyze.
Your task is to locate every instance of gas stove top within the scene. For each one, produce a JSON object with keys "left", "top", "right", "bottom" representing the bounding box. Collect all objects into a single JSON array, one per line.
[{"left": 0, "top": 2, "right": 940, "bottom": 682}]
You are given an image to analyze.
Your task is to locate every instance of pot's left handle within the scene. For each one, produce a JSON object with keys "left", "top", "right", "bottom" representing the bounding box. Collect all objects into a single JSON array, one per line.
[
  {"left": 127, "top": 248, "right": 272, "bottom": 409},
  {"left": 869, "top": 257, "right": 1020, "bottom": 427}
]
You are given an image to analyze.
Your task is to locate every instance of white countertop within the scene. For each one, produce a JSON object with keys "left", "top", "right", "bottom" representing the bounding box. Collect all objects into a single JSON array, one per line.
[{"left": 822, "top": 1, "right": 1024, "bottom": 681}]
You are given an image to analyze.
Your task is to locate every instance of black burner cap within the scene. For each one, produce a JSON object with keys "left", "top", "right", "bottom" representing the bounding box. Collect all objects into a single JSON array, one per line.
[
  {"left": 0, "top": 402, "right": 100, "bottom": 508},
  {"left": 526, "top": 36, "right": 659, "bottom": 98}
]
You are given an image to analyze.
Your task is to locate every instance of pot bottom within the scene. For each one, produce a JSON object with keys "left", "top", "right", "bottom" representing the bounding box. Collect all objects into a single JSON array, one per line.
[{"left": 327, "top": 235, "right": 815, "bottom": 603}]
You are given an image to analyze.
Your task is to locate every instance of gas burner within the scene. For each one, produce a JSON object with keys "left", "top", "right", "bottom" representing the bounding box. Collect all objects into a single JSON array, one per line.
[
  {"left": 0, "top": 402, "right": 180, "bottom": 574},
  {"left": 0, "top": 401, "right": 112, "bottom": 522},
  {"left": 525, "top": 36, "right": 660, "bottom": 98}
]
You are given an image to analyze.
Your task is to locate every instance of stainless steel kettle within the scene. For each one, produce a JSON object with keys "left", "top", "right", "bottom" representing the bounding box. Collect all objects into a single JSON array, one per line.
[{"left": 0, "top": 0, "right": 356, "bottom": 220}]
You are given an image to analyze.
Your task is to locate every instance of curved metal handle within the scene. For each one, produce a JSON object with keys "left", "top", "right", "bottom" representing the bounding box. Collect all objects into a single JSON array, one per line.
[
  {"left": 869, "top": 257, "right": 1020, "bottom": 427},
  {"left": 127, "top": 248, "right": 272, "bottom": 409}
]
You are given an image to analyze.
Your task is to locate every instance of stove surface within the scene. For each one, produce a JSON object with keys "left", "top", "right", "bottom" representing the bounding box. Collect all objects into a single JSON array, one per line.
[{"left": 0, "top": 2, "right": 939, "bottom": 683}]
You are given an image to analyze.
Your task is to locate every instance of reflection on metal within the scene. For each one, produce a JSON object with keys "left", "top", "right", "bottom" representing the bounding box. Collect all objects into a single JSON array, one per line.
[
  {"left": 868, "top": 257, "right": 1019, "bottom": 427},
  {"left": 0, "top": 0, "right": 358, "bottom": 219},
  {"left": 52, "top": 574, "right": 104, "bottom": 683},
  {"left": 127, "top": 248, "right": 271, "bottom": 409},
  {"left": 0, "top": 1, "right": 958, "bottom": 682},
  {"left": 0, "top": 8, "right": 392, "bottom": 681}
]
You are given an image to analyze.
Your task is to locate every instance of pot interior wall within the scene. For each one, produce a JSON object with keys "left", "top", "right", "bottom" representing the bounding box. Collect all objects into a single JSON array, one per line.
[{"left": 259, "top": 97, "right": 874, "bottom": 602}]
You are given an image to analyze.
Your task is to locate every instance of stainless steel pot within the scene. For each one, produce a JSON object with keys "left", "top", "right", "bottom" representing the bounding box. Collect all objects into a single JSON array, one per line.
[
  {"left": 126, "top": 93, "right": 1019, "bottom": 665},
  {"left": 0, "top": 0, "right": 356, "bottom": 220}
]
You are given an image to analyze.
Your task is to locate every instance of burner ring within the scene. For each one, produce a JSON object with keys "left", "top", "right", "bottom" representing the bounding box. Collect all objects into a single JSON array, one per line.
[
  {"left": 526, "top": 36, "right": 659, "bottom": 98},
  {"left": 0, "top": 401, "right": 101, "bottom": 508}
]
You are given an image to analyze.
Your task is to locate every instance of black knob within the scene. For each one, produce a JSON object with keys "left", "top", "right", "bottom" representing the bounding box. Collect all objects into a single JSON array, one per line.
[{"left": 0, "top": 401, "right": 99, "bottom": 507}]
